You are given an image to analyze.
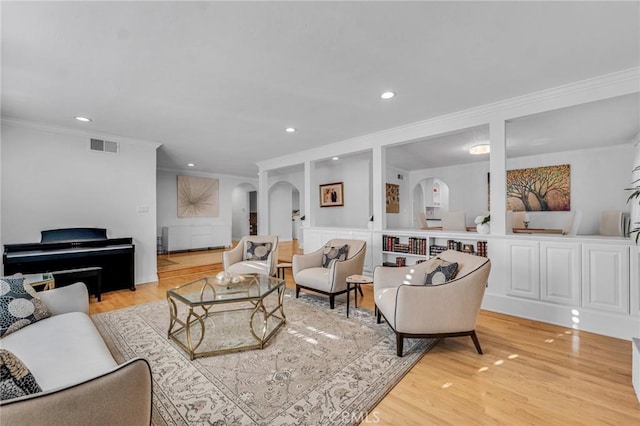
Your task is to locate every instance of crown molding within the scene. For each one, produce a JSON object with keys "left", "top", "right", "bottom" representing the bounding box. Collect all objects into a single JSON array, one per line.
[
  {"left": 258, "top": 67, "right": 640, "bottom": 171},
  {"left": 0, "top": 117, "right": 163, "bottom": 149},
  {"left": 156, "top": 167, "right": 259, "bottom": 182}
]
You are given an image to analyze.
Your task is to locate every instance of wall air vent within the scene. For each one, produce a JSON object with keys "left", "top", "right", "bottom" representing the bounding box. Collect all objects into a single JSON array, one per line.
[{"left": 90, "top": 138, "right": 119, "bottom": 154}]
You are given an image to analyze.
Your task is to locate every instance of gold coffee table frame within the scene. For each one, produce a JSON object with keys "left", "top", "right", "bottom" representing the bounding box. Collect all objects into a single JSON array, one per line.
[{"left": 167, "top": 274, "right": 286, "bottom": 359}]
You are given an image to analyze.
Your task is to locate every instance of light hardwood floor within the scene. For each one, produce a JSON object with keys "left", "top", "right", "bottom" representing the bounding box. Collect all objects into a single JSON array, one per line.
[{"left": 90, "top": 241, "right": 639, "bottom": 425}]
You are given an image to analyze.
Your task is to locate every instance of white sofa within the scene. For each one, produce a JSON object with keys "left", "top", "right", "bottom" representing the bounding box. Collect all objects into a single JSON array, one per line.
[{"left": 0, "top": 282, "right": 152, "bottom": 426}]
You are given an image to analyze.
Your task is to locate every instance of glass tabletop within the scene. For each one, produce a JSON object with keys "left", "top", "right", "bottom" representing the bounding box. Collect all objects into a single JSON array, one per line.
[{"left": 167, "top": 274, "right": 284, "bottom": 306}]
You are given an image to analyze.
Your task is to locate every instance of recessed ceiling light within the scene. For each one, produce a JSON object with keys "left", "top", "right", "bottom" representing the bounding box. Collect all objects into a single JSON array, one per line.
[
  {"left": 75, "top": 116, "right": 92, "bottom": 122},
  {"left": 332, "top": 157, "right": 339, "bottom": 161},
  {"left": 469, "top": 144, "right": 490, "bottom": 155},
  {"left": 285, "top": 127, "right": 296, "bottom": 133},
  {"left": 380, "top": 91, "right": 395, "bottom": 100},
  {"left": 187, "top": 163, "right": 195, "bottom": 167}
]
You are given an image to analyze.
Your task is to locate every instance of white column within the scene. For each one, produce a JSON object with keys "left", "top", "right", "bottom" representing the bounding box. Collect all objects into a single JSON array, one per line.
[
  {"left": 257, "top": 169, "right": 269, "bottom": 235},
  {"left": 489, "top": 119, "right": 507, "bottom": 235},
  {"left": 372, "top": 145, "right": 385, "bottom": 230},
  {"left": 303, "top": 160, "right": 314, "bottom": 227}
]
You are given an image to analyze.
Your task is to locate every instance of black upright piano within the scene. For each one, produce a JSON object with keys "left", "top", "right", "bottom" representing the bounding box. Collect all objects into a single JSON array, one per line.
[{"left": 3, "top": 228, "right": 135, "bottom": 294}]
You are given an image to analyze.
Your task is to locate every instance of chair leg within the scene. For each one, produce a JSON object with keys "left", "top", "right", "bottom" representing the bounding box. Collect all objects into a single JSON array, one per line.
[
  {"left": 329, "top": 295, "right": 335, "bottom": 309},
  {"left": 295, "top": 286, "right": 300, "bottom": 298},
  {"left": 396, "top": 333, "right": 404, "bottom": 357},
  {"left": 470, "top": 330, "right": 483, "bottom": 354},
  {"left": 376, "top": 307, "right": 381, "bottom": 324}
]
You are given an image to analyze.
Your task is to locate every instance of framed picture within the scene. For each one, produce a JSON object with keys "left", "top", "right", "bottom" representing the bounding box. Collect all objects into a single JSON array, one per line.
[
  {"left": 177, "top": 175, "right": 220, "bottom": 217},
  {"left": 319, "top": 182, "right": 344, "bottom": 207},
  {"left": 386, "top": 183, "right": 400, "bottom": 213},
  {"left": 506, "top": 164, "right": 570, "bottom": 211}
]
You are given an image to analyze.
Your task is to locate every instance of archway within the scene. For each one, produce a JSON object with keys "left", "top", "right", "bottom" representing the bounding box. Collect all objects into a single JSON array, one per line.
[
  {"left": 413, "top": 177, "right": 450, "bottom": 227},
  {"left": 231, "top": 182, "right": 257, "bottom": 240},
  {"left": 268, "top": 180, "right": 301, "bottom": 241}
]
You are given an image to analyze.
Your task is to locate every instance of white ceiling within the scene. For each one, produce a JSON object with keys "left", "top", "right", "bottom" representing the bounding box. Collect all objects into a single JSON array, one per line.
[
  {"left": 386, "top": 93, "right": 640, "bottom": 171},
  {"left": 2, "top": 1, "right": 639, "bottom": 177}
]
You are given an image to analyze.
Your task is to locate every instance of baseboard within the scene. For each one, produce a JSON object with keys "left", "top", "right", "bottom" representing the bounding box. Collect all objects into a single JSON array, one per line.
[
  {"left": 135, "top": 274, "right": 159, "bottom": 286},
  {"left": 482, "top": 293, "right": 638, "bottom": 341}
]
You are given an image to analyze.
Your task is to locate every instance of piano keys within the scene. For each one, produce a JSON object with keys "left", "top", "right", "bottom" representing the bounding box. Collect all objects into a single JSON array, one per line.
[{"left": 3, "top": 227, "right": 135, "bottom": 294}]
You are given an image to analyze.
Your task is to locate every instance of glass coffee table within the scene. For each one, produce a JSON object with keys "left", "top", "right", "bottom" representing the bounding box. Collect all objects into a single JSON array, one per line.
[{"left": 167, "top": 274, "right": 286, "bottom": 359}]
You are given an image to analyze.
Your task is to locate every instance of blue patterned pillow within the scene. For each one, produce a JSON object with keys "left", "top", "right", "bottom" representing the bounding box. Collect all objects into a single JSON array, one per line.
[
  {"left": 0, "top": 349, "right": 42, "bottom": 400},
  {"left": 322, "top": 244, "right": 349, "bottom": 268},
  {"left": 244, "top": 242, "right": 273, "bottom": 261},
  {"left": 424, "top": 262, "right": 459, "bottom": 285},
  {"left": 0, "top": 277, "right": 51, "bottom": 337}
]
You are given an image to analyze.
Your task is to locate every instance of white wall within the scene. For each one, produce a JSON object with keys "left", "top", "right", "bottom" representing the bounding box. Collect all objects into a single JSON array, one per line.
[
  {"left": 314, "top": 157, "right": 371, "bottom": 228},
  {"left": 267, "top": 169, "right": 304, "bottom": 239},
  {"left": 157, "top": 169, "right": 257, "bottom": 242},
  {"left": 269, "top": 182, "right": 293, "bottom": 241},
  {"left": 410, "top": 161, "right": 489, "bottom": 228},
  {"left": 410, "top": 143, "right": 635, "bottom": 234},
  {"left": 1, "top": 123, "right": 158, "bottom": 284},
  {"left": 632, "top": 137, "right": 640, "bottom": 234},
  {"left": 231, "top": 184, "right": 255, "bottom": 240}
]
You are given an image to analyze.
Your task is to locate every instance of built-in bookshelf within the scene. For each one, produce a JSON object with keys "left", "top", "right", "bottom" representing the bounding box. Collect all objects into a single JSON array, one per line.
[{"left": 382, "top": 232, "right": 488, "bottom": 267}]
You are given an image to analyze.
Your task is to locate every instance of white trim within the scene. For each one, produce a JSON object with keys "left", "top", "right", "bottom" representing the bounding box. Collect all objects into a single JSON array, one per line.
[
  {"left": 135, "top": 274, "right": 159, "bottom": 286},
  {"left": 482, "top": 293, "right": 638, "bottom": 341},
  {"left": 157, "top": 167, "right": 259, "bottom": 182},
  {"left": 257, "top": 67, "right": 640, "bottom": 172},
  {"left": 1, "top": 118, "right": 163, "bottom": 149}
]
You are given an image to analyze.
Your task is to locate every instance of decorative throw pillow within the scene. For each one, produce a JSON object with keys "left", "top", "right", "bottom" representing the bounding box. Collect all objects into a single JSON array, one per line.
[
  {"left": 244, "top": 241, "right": 273, "bottom": 261},
  {"left": 0, "top": 349, "right": 42, "bottom": 400},
  {"left": 424, "top": 261, "right": 459, "bottom": 285},
  {"left": 0, "top": 277, "right": 51, "bottom": 337},
  {"left": 321, "top": 244, "right": 349, "bottom": 268}
]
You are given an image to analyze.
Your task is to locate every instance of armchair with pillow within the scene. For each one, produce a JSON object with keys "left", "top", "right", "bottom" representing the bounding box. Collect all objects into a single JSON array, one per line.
[
  {"left": 292, "top": 239, "right": 366, "bottom": 309},
  {"left": 374, "top": 250, "right": 491, "bottom": 357},
  {"left": 223, "top": 235, "right": 279, "bottom": 277}
]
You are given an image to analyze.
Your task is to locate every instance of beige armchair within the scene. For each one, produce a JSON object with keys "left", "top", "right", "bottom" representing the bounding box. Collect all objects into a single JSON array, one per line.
[
  {"left": 223, "top": 235, "right": 279, "bottom": 276},
  {"left": 374, "top": 250, "right": 491, "bottom": 357},
  {"left": 293, "top": 239, "right": 366, "bottom": 309}
]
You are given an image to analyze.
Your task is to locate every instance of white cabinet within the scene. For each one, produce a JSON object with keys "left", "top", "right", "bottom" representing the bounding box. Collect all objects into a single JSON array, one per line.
[
  {"left": 582, "top": 243, "right": 629, "bottom": 314},
  {"left": 162, "top": 225, "right": 231, "bottom": 252},
  {"left": 506, "top": 240, "right": 540, "bottom": 299},
  {"left": 540, "top": 241, "right": 581, "bottom": 306}
]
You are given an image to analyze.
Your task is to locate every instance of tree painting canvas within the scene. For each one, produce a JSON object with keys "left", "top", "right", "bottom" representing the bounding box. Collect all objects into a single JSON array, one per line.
[
  {"left": 386, "top": 183, "right": 400, "bottom": 213},
  {"left": 506, "top": 164, "right": 570, "bottom": 211}
]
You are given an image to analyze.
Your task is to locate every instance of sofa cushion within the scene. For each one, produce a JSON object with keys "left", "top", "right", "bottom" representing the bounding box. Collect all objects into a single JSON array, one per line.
[
  {"left": 244, "top": 241, "right": 273, "bottom": 261},
  {"left": 1, "top": 312, "right": 117, "bottom": 391},
  {"left": 227, "top": 261, "right": 270, "bottom": 276},
  {"left": 0, "top": 349, "right": 42, "bottom": 400},
  {"left": 295, "top": 267, "right": 332, "bottom": 292},
  {"left": 0, "top": 277, "right": 51, "bottom": 337},
  {"left": 321, "top": 244, "right": 349, "bottom": 268},
  {"left": 424, "top": 261, "right": 459, "bottom": 285}
]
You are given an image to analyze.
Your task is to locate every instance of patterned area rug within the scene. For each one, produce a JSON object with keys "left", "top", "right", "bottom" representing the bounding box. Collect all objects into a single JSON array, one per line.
[{"left": 92, "top": 292, "right": 436, "bottom": 425}]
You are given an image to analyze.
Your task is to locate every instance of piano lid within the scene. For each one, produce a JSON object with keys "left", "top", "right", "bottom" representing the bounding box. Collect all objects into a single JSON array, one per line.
[{"left": 41, "top": 228, "right": 108, "bottom": 243}]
